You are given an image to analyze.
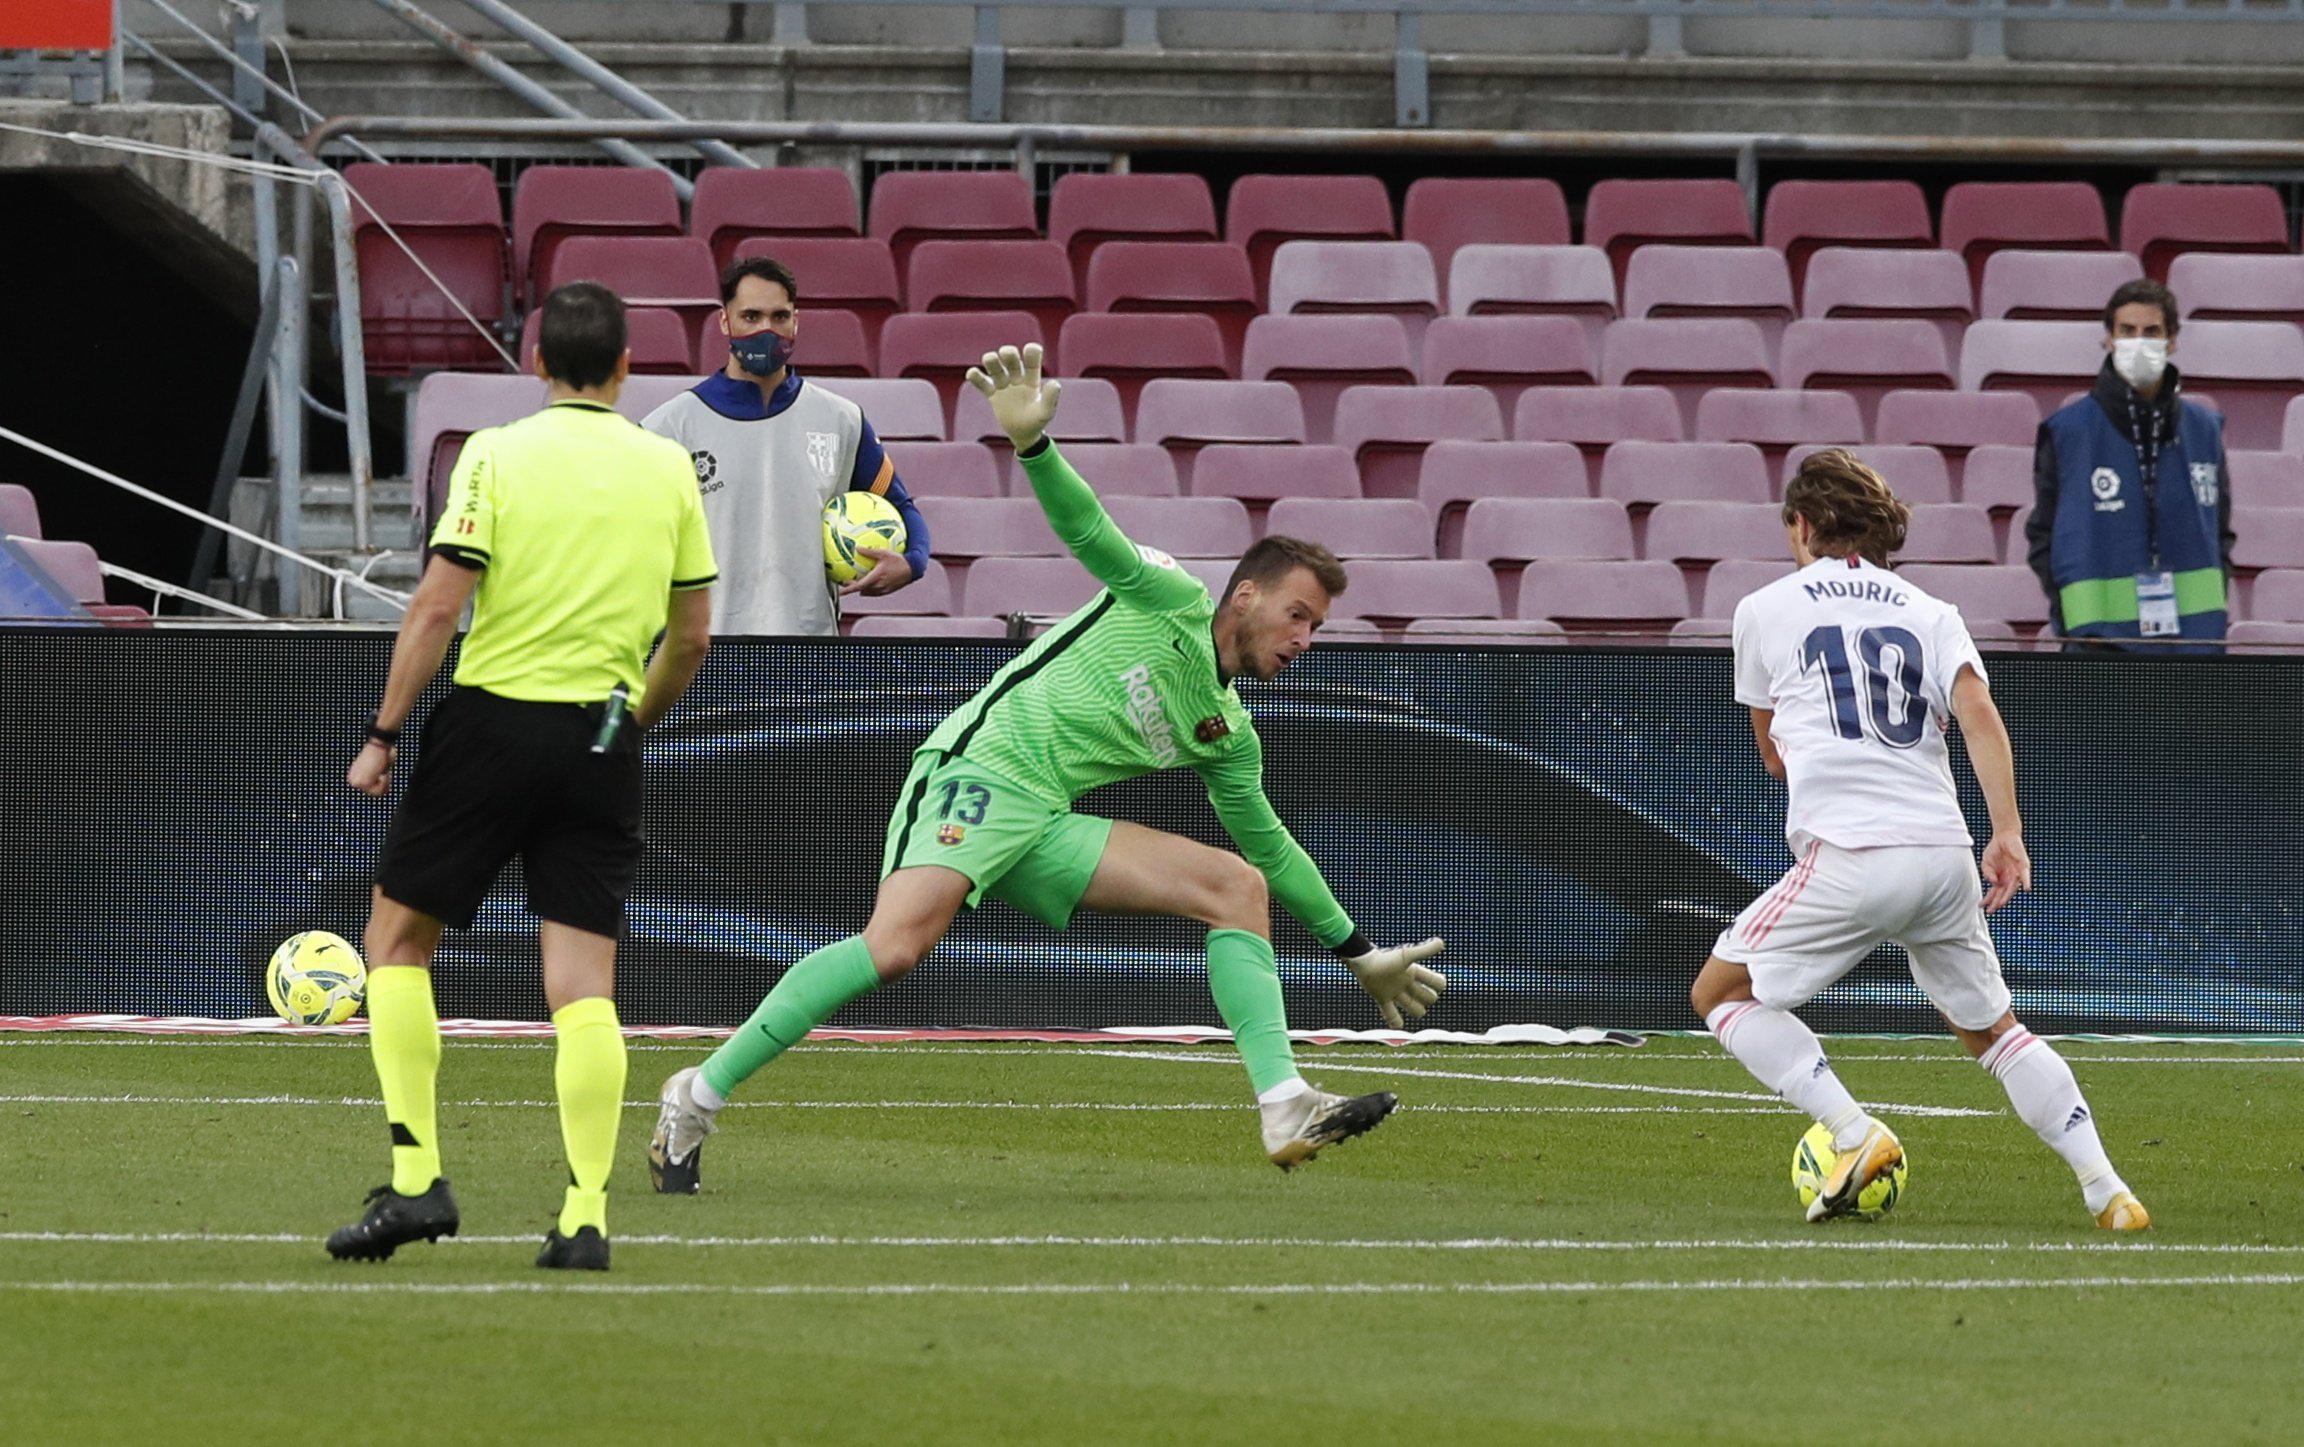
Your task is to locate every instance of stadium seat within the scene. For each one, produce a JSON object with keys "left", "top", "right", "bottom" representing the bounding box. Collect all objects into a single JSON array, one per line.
[
  {"left": 922, "top": 500, "right": 1064, "bottom": 584},
  {"left": 1781, "top": 443, "right": 1955, "bottom": 505},
  {"left": 1516, "top": 559, "right": 1689, "bottom": 630},
  {"left": 1190, "top": 444, "right": 1361, "bottom": 526},
  {"left": 1267, "top": 241, "right": 1442, "bottom": 347},
  {"left": 2227, "top": 620, "right": 2304, "bottom": 654},
  {"left": 1622, "top": 246, "right": 1796, "bottom": 355},
  {"left": 1978, "top": 249, "right": 2143, "bottom": 322},
  {"left": 1641, "top": 500, "right": 1786, "bottom": 565},
  {"left": 1264, "top": 498, "right": 1435, "bottom": 559},
  {"left": 411, "top": 371, "right": 550, "bottom": 524},
  {"left": 2250, "top": 568, "right": 2304, "bottom": 621},
  {"left": 2288, "top": 395, "right": 2304, "bottom": 455},
  {"left": 1761, "top": 180, "right": 1933, "bottom": 293},
  {"left": 1329, "top": 559, "right": 1500, "bottom": 626},
  {"left": 345, "top": 161, "right": 508, "bottom": 373},
  {"left": 1085, "top": 241, "right": 1261, "bottom": 372},
  {"left": 690, "top": 166, "right": 860, "bottom": 269},
  {"left": 12, "top": 537, "right": 110, "bottom": 609},
  {"left": 1702, "top": 558, "right": 1795, "bottom": 617},
  {"left": 1223, "top": 174, "right": 1395, "bottom": 306},
  {"left": 961, "top": 556, "right": 1104, "bottom": 618},
  {"left": 1135, "top": 380, "right": 1307, "bottom": 485},
  {"left": 1799, "top": 246, "right": 1975, "bottom": 356},
  {"left": 734, "top": 235, "right": 901, "bottom": 351},
  {"left": 1240, "top": 315, "right": 1416, "bottom": 443},
  {"left": 1104, "top": 496, "right": 1255, "bottom": 557},
  {"left": 1047, "top": 172, "right": 1220, "bottom": 294},
  {"left": 1667, "top": 618, "right": 1732, "bottom": 646},
  {"left": 1332, "top": 385, "right": 1506, "bottom": 499},
  {"left": 611, "top": 374, "right": 704, "bottom": 425},
  {"left": 1420, "top": 316, "right": 1598, "bottom": 417},
  {"left": 954, "top": 377, "right": 1128, "bottom": 453},
  {"left": 1419, "top": 440, "right": 1591, "bottom": 558},
  {"left": 2168, "top": 253, "right": 2304, "bottom": 327},
  {"left": 0, "top": 483, "right": 43, "bottom": 540},
  {"left": 544, "top": 235, "right": 721, "bottom": 355},
  {"left": 2167, "top": 320, "right": 2304, "bottom": 451},
  {"left": 511, "top": 165, "right": 683, "bottom": 304},
  {"left": 1462, "top": 497, "right": 1634, "bottom": 563},
  {"left": 906, "top": 239, "right": 1078, "bottom": 369},
  {"left": 879, "top": 311, "right": 1044, "bottom": 427},
  {"left": 521, "top": 305, "right": 695, "bottom": 375},
  {"left": 696, "top": 306, "right": 870, "bottom": 378},
  {"left": 1601, "top": 319, "right": 1774, "bottom": 429},
  {"left": 883, "top": 441, "right": 1003, "bottom": 497},
  {"left": 1404, "top": 178, "right": 1571, "bottom": 302},
  {"left": 1899, "top": 503, "right": 1999, "bottom": 564},
  {"left": 2120, "top": 182, "right": 2291, "bottom": 283},
  {"left": 841, "top": 559, "right": 954, "bottom": 617},
  {"left": 2228, "top": 450, "right": 2304, "bottom": 511},
  {"left": 867, "top": 169, "right": 1038, "bottom": 274},
  {"left": 1599, "top": 440, "right": 1772, "bottom": 511},
  {"left": 1940, "top": 181, "right": 2113, "bottom": 290},
  {"left": 2002, "top": 503, "right": 2034, "bottom": 565},
  {"left": 810, "top": 376, "right": 947, "bottom": 441},
  {"left": 1581, "top": 178, "right": 1754, "bottom": 287},
  {"left": 1026, "top": 442, "right": 1178, "bottom": 496},
  {"left": 1182, "top": 558, "right": 1244, "bottom": 602},
  {"left": 1400, "top": 618, "right": 1567, "bottom": 646},
  {"left": 1777, "top": 319, "right": 1956, "bottom": 436},
  {"left": 1874, "top": 389, "right": 2040, "bottom": 493},
  {"left": 1958, "top": 320, "right": 2108, "bottom": 420},
  {"left": 2234, "top": 508, "right": 2304, "bottom": 572},
  {"left": 1958, "top": 444, "right": 2037, "bottom": 514},
  {"left": 1692, "top": 390, "right": 1865, "bottom": 477},
  {"left": 1058, "top": 313, "right": 1230, "bottom": 428},
  {"left": 1447, "top": 243, "right": 1617, "bottom": 343},
  {"left": 1896, "top": 563, "right": 2053, "bottom": 628},
  {"left": 849, "top": 614, "right": 1010, "bottom": 639},
  {"left": 1514, "top": 385, "right": 1685, "bottom": 486}
]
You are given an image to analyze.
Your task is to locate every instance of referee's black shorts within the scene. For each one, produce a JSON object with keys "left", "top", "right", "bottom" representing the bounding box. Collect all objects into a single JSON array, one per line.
[{"left": 375, "top": 686, "right": 643, "bottom": 938}]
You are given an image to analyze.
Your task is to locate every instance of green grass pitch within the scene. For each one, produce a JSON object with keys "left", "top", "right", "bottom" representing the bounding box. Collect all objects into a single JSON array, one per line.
[{"left": 2, "top": 1033, "right": 2300, "bottom": 1443}]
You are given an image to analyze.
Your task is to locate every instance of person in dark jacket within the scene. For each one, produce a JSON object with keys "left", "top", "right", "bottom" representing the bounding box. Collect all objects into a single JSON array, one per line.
[{"left": 2026, "top": 278, "right": 2235, "bottom": 649}]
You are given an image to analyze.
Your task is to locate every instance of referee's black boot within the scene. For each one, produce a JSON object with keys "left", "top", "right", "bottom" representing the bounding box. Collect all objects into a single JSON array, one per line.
[
  {"left": 325, "top": 1178, "right": 460, "bottom": 1261},
  {"left": 536, "top": 1225, "right": 611, "bottom": 1271}
]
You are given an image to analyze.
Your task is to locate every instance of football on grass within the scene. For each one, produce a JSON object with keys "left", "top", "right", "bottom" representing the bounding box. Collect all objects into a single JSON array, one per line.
[
  {"left": 266, "top": 930, "right": 367, "bottom": 1026},
  {"left": 1792, "top": 1121, "right": 1908, "bottom": 1220}
]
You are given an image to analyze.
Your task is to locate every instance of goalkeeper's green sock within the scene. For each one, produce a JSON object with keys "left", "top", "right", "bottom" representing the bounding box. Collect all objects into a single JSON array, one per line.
[
  {"left": 367, "top": 966, "right": 442, "bottom": 1196},
  {"left": 700, "top": 936, "right": 881, "bottom": 1100},
  {"left": 1207, "top": 929, "right": 1301, "bottom": 1096},
  {"left": 552, "top": 996, "right": 625, "bottom": 1237}
]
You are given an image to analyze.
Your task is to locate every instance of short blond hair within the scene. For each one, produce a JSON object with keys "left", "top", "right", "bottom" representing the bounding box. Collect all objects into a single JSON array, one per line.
[{"left": 1781, "top": 449, "right": 1911, "bottom": 568}]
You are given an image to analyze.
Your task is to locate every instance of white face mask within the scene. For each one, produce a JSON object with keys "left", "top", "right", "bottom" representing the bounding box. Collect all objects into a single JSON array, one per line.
[{"left": 2113, "top": 336, "right": 2169, "bottom": 390}]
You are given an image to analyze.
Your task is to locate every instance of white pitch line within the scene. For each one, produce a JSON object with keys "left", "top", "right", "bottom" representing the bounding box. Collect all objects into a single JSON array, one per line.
[
  {"left": 0, "top": 1093, "right": 1809, "bottom": 1118},
  {"left": 4, "top": 1274, "right": 2301, "bottom": 1299}
]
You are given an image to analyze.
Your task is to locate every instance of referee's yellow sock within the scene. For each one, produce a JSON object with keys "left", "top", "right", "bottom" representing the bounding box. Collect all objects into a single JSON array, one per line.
[
  {"left": 552, "top": 996, "right": 625, "bottom": 1237},
  {"left": 367, "top": 966, "right": 443, "bottom": 1196}
]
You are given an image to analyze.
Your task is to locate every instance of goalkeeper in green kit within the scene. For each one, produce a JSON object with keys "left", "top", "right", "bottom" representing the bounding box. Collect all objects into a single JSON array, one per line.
[{"left": 650, "top": 343, "right": 1446, "bottom": 1188}]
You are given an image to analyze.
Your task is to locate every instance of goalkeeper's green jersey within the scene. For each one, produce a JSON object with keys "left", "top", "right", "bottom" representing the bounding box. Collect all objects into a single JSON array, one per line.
[{"left": 915, "top": 441, "right": 1358, "bottom": 948}]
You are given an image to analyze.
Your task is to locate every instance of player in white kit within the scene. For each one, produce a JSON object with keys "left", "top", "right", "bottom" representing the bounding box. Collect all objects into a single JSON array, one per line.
[{"left": 1691, "top": 450, "right": 2149, "bottom": 1230}]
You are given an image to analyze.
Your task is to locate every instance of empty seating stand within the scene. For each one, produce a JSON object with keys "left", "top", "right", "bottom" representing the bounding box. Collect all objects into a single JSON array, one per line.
[
  {"left": 1404, "top": 177, "right": 1571, "bottom": 301},
  {"left": 1267, "top": 241, "right": 1442, "bottom": 348},
  {"left": 2169, "top": 254, "right": 2304, "bottom": 327},
  {"left": 1242, "top": 314, "right": 1416, "bottom": 444},
  {"left": 736, "top": 236, "right": 901, "bottom": 352},
  {"left": 1224, "top": 173, "right": 1395, "bottom": 307},
  {"left": 690, "top": 166, "right": 861, "bottom": 270},
  {"left": 1418, "top": 440, "right": 1590, "bottom": 558},
  {"left": 1582, "top": 178, "right": 1755, "bottom": 288},
  {"left": 868, "top": 169, "right": 1038, "bottom": 274},
  {"left": 1979, "top": 250, "right": 2143, "bottom": 323},
  {"left": 1086, "top": 241, "right": 1261, "bottom": 373},
  {"left": 1421, "top": 316, "right": 1598, "bottom": 418},
  {"left": 1800, "top": 246, "right": 1974, "bottom": 356},
  {"left": 1514, "top": 385, "right": 1684, "bottom": 486},
  {"left": 345, "top": 162, "right": 508, "bottom": 373},
  {"left": 1762, "top": 179, "right": 1933, "bottom": 292},
  {"left": 512, "top": 165, "right": 682, "bottom": 305},
  {"left": 1047, "top": 171, "right": 1220, "bottom": 294},
  {"left": 1939, "top": 181, "right": 2112, "bottom": 291},
  {"left": 1333, "top": 385, "right": 1504, "bottom": 499},
  {"left": 2120, "top": 183, "right": 2290, "bottom": 283}
]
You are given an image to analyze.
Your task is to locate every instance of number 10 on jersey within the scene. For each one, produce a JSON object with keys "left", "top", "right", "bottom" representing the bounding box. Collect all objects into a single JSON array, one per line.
[{"left": 1801, "top": 625, "right": 1928, "bottom": 748}]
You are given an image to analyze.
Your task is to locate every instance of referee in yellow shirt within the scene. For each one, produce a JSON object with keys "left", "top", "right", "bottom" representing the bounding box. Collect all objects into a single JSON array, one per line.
[{"left": 327, "top": 282, "right": 717, "bottom": 1272}]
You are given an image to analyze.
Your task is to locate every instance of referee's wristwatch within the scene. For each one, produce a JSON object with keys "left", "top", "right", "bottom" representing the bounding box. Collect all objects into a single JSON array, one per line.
[{"left": 366, "top": 719, "right": 402, "bottom": 749}]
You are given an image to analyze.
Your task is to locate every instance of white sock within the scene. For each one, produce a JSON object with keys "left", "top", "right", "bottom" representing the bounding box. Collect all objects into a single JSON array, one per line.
[
  {"left": 1980, "top": 1027, "right": 2125, "bottom": 1213},
  {"left": 688, "top": 1071, "right": 726, "bottom": 1113},
  {"left": 1707, "top": 1001, "right": 1874, "bottom": 1150},
  {"left": 1257, "top": 1077, "right": 1312, "bottom": 1108}
]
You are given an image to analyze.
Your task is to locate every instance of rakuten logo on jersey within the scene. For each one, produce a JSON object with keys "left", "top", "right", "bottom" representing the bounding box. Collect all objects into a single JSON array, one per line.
[{"left": 1118, "top": 663, "right": 1180, "bottom": 766}]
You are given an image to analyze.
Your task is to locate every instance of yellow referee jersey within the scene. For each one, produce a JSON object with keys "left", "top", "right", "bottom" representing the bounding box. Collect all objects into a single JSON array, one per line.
[{"left": 430, "top": 399, "right": 717, "bottom": 705}]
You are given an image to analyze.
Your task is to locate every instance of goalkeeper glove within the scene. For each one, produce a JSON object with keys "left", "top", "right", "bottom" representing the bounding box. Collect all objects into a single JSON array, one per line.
[
  {"left": 963, "top": 342, "right": 1063, "bottom": 450},
  {"left": 1342, "top": 937, "right": 1446, "bottom": 1031}
]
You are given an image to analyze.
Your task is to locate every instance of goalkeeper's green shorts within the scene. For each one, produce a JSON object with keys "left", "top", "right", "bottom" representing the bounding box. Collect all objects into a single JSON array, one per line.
[{"left": 879, "top": 752, "right": 1115, "bottom": 929}]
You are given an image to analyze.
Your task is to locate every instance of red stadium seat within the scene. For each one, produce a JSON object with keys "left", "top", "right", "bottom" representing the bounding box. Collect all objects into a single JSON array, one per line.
[
  {"left": 1448, "top": 243, "right": 1618, "bottom": 353},
  {"left": 1582, "top": 178, "right": 1753, "bottom": 287},
  {"left": 927, "top": 501, "right": 1064, "bottom": 584},
  {"left": 1899, "top": 503, "right": 1998, "bottom": 564},
  {"left": 1047, "top": 172, "right": 1219, "bottom": 293},
  {"left": 1777, "top": 319, "right": 1956, "bottom": 436},
  {"left": 734, "top": 236, "right": 901, "bottom": 352},
  {"left": 810, "top": 376, "right": 947, "bottom": 441},
  {"left": 2169, "top": 320, "right": 2304, "bottom": 451},
  {"left": 1979, "top": 249, "right": 2143, "bottom": 322},
  {"left": 850, "top": 615, "right": 1011, "bottom": 639},
  {"left": 883, "top": 441, "right": 1002, "bottom": 498},
  {"left": 13, "top": 536, "right": 102, "bottom": 602},
  {"left": 1517, "top": 559, "right": 1689, "bottom": 629},
  {"left": 1241, "top": 315, "right": 1416, "bottom": 443},
  {"left": 2228, "top": 450, "right": 2304, "bottom": 511},
  {"left": 1939, "top": 182, "right": 2112, "bottom": 291},
  {"left": 2120, "top": 183, "right": 2290, "bottom": 283},
  {"left": 1330, "top": 560, "right": 1500, "bottom": 625},
  {"left": 1693, "top": 390, "right": 1866, "bottom": 478},
  {"left": 1896, "top": 563, "right": 2053, "bottom": 628},
  {"left": 1874, "top": 390, "right": 2040, "bottom": 490},
  {"left": 1419, "top": 316, "right": 1598, "bottom": 420},
  {"left": 1267, "top": 241, "right": 1442, "bottom": 347},
  {"left": 1404, "top": 178, "right": 1570, "bottom": 304},
  {"left": 867, "top": 169, "right": 1038, "bottom": 274},
  {"left": 1601, "top": 319, "right": 1774, "bottom": 430},
  {"left": 2233, "top": 507, "right": 2304, "bottom": 572},
  {"left": 2250, "top": 568, "right": 2304, "bottom": 621},
  {"left": 1223, "top": 174, "right": 1394, "bottom": 307},
  {"left": 1463, "top": 497, "right": 1633, "bottom": 563},
  {"left": 1104, "top": 497, "right": 1255, "bottom": 557},
  {"left": 512, "top": 165, "right": 682, "bottom": 304},
  {"left": 1332, "top": 385, "right": 1505, "bottom": 500},
  {"left": 1799, "top": 246, "right": 1975, "bottom": 356},
  {"left": 545, "top": 235, "right": 723, "bottom": 362},
  {"left": 1599, "top": 441, "right": 1771, "bottom": 511},
  {"left": 1958, "top": 320, "right": 2106, "bottom": 420},
  {"left": 1514, "top": 385, "right": 1684, "bottom": 486},
  {"left": 1085, "top": 241, "right": 1261, "bottom": 372},
  {"left": 410, "top": 371, "right": 549, "bottom": 525},
  {"left": 1419, "top": 440, "right": 1591, "bottom": 558},
  {"left": 345, "top": 161, "right": 508, "bottom": 373},
  {"left": 961, "top": 557, "right": 1102, "bottom": 619},
  {"left": 1761, "top": 180, "right": 1933, "bottom": 293},
  {"left": 1059, "top": 313, "right": 1230, "bottom": 429},
  {"left": 1622, "top": 246, "right": 1795, "bottom": 355},
  {"left": 522, "top": 305, "right": 695, "bottom": 375},
  {"left": 906, "top": 239, "right": 1078, "bottom": 369},
  {"left": 1402, "top": 618, "right": 1567, "bottom": 646},
  {"left": 1702, "top": 559, "right": 1796, "bottom": 618},
  {"left": 1033, "top": 442, "right": 1179, "bottom": 496},
  {"left": 1642, "top": 500, "right": 1787, "bottom": 565},
  {"left": 1782, "top": 443, "right": 1954, "bottom": 505},
  {"left": 1264, "top": 497, "right": 1434, "bottom": 560},
  {"left": 1958, "top": 444, "right": 2036, "bottom": 514},
  {"left": 2168, "top": 254, "right": 2304, "bottom": 327},
  {"left": 0, "top": 483, "right": 39, "bottom": 540},
  {"left": 1189, "top": 444, "right": 1361, "bottom": 526},
  {"left": 1135, "top": 380, "right": 1306, "bottom": 485},
  {"left": 879, "top": 311, "right": 1043, "bottom": 427},
  {"left": 690, "top": 166, "right": 860, "bottom": 270},
  {"left": 2227, "top": 620, "right": 2304, "bottom": 653}
]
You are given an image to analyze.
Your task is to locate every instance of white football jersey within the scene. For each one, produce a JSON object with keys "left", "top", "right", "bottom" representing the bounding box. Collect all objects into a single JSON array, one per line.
[{"left": 1731, "top": 555, "right": 1988, "bottom": 854}]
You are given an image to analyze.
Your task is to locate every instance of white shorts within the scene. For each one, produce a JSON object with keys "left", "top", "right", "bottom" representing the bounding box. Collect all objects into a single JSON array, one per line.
[{"left": 1711, "top": 842, "right": 2013, "bottom": 1031}]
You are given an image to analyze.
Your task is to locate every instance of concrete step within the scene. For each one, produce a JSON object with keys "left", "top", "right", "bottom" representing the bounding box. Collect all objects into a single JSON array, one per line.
[{"left": 298, "top": 474, "right": 420, "bottom": 553}]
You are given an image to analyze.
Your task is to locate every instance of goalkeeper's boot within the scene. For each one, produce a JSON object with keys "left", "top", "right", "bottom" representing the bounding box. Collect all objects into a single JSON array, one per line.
[
  {"left": 649, "top": 1065, "right": 718, "bottom": 1195},
  {"left": 325, "top": 1178, "right": 460, "bottom": 1261},
  {"left": 2096, "top": 1192, "right": 2151, "bottom": 1232},
  {"left": 536, "top": 1226, "right": 611, "bottom": 1271},
  {"left": 1262, "top": 1085, "right": 1398, "bottom": 1171},
  {"left": 1806, "top": 1123, "right": 1903, "bottom": 1223}
]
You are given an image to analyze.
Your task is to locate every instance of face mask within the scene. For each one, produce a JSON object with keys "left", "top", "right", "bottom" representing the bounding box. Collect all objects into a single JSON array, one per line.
[
  {"left": 727, "top": 326, "right": 793, "bottom": 377},
  {"left": 2112, "top": 337, "right": 2168, "bottom": 390}
]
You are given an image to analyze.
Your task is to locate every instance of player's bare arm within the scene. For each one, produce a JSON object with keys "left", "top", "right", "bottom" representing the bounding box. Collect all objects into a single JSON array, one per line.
[
  {"left": 347, "top": 556, "right": 483, "bottom": 797},
  {"left": 1747, "top": 706, "right": 1785, "bottom": 779},
  {"left": 1950, "top": 666, "right": 2031, "bottom": 914},
  {"left": 635, "top": 586, "right": 713, "bottom": 731}
]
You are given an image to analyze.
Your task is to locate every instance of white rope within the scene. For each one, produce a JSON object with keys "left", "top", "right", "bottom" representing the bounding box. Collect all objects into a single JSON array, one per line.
[
  {"left": 0, "top": 119, "right": 326, "bottom": 183},
  {"left": 97, "top": 561, "right": 267, "bottom": 620},
  {"left": 0, "top": 424, "right": 407, "bottom": 611}
]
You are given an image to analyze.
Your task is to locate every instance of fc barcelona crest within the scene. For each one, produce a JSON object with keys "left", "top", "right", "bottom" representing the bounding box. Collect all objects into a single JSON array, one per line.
[
  {"left": 1195, "top": 716, "right": 1231, "bottom": 743},
  {"left": 937, "top": 824, "right": 966, "bottom": 846}
]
